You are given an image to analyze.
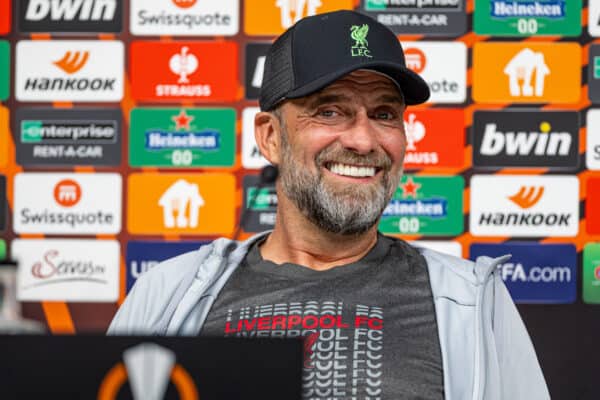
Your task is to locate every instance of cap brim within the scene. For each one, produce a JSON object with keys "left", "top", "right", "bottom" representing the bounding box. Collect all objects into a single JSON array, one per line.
[{"left": 284, "top": 61, "right": 430, "bottom": 105}]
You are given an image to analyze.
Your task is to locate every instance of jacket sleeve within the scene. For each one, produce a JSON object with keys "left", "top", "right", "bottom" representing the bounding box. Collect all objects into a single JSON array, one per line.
[
  {"left": 492, "top": 273, "right": 551, "bottom": 400},
  {"left": 106, "top": 251, "right": 203, "bottom": 336}
]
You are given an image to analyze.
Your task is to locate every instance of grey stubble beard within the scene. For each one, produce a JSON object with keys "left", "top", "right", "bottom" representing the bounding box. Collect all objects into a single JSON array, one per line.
[{"left": 277, "top": 125, "right": 402, "bottom": 236}]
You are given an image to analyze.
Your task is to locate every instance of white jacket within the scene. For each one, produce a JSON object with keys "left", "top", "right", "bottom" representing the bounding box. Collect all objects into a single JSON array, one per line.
[{"left": 108, "top": 233, "right": 550, "bottom": 400}]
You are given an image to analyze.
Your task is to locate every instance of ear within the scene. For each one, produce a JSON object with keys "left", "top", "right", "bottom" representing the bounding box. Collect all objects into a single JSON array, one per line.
[{"left": 254, "top": 111, "right": 282, "bottom": 165}]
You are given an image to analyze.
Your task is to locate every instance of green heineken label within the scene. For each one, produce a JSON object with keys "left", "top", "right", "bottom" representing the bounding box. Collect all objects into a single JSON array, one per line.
[
  {"left": 0, "top": 41, "right": 9, "bottom": 101},
  {"left": 583, "top": 243, "right": 600, "bottom": 304},
  {"left": 0, "top": 240, "right": 5, "bottom": 259},
  {"left": 474, "top": 0, "right": 581, "bottom": 36},
  {"left": 129, "top": 108, "right": 236, "bottom": 167},
  {"left": 379, "top": 175, "right": 464, "bottom": 236}
]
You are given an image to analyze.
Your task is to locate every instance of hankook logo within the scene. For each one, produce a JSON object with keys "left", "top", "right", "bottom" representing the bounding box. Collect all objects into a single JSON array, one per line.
[
  {"left": 472, "top": 110, "right": 579, "bottom": 170},
  {"left": 470, "top": 175, "right": 578, "bottom": 237},
  {"left": 16, "top": 40, "right": 124, "bottom": 102},
  {"left": 53, "top": 51, "right": 89, "bottom": 74},
  {"left": 508, "top": 186, "right": 543, "bottom": 209},
  {"left": 19, "top": 0, "right": 122, "bottom": 33}
]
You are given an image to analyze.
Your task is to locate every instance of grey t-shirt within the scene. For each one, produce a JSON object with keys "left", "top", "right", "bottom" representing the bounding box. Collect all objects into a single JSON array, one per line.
[{"left": 201, "top": 235, "right": 444, "bottom": 399}]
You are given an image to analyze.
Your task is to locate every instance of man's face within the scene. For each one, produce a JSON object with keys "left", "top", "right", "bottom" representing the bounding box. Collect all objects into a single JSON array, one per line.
[{"left": 276, "top": 70, "right": 407, "bottom": 235}]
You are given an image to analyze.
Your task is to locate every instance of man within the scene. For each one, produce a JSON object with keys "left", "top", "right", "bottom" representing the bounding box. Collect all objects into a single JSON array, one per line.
[{"left": 109, "top": 10, "right": 549, "bottom": 399}]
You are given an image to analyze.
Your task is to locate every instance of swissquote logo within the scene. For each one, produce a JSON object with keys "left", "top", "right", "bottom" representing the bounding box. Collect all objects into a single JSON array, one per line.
[
  {"left": 130, "top": 41, "right": 238, "bottom": 102},
  {"left": 469, "top": 175, "right": 578, "bottom": 237},
  {"left": 98, "top": 343, "right": 198, "bottom": 400},
  {"left": 472, "top": 110, "right": 579, "bottom": 170},
  {"left": 130, "top": 0, "right": 238, "bottom": 36},
  {"left": 13, "top": 173, "right": 122, "bottom": 235},
  {"left": 159, "top": 179, "right": 204, "bottom": 229},
  {"left": 404, "top": 47, "right": 426, "bottom": 73},
  {"left": 16, "top": 40, "right": 123, "bottom": 102},
  {"left": 19, "top": 0, "right": 122, "bottom": 33},
  {"left": 402, "top": 42, "right": 466, "bottom": 103},
  {"left": 12, "top": 239, "right": 120, "bottom": 302},
  {"left": 402, "top": 109, "right": 464, "bottom": 169},
  {"left": 54, "top": 179, "right": 82, "bottom": 207}
]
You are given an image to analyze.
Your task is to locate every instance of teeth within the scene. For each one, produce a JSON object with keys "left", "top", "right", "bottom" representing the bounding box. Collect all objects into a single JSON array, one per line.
[{"left": 328, "top": 163, "right": 376, "bottom": 177}]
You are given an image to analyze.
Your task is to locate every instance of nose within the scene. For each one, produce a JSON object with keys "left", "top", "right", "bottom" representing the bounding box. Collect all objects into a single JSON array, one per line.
[{"left": 337, "top": 109, "right": 377, "bottom": 155}]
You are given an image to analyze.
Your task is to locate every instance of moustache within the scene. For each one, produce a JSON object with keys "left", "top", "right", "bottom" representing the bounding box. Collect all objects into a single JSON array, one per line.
[{"left": 315, "top": 147, "right": 392, "bottom": 170}]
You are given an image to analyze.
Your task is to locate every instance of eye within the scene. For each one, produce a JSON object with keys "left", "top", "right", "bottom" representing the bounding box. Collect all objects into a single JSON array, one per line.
[{"left": 318, "top": 108, "right": 339, "bottom": 118}]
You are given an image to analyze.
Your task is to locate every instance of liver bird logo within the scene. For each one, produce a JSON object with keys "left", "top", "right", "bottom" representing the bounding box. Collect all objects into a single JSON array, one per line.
[{"left": 351, "top": 24, "right": 369, "bottom": 49}]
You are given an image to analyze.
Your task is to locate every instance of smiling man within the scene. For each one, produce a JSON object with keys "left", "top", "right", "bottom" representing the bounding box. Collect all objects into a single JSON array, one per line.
[{"left": 109, "top": 10, "right": 549, "bottom": 400}]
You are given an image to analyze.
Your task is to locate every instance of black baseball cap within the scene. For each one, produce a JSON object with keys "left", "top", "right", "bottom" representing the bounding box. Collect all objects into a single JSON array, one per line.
[{"left": 259, "top": 10, "right": 430, "bottom": 111}]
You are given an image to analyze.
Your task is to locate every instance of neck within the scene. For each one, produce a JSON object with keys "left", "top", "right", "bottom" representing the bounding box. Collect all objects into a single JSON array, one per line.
[{"left": 259, "top": 195, "right": 379, "bottom": 271}]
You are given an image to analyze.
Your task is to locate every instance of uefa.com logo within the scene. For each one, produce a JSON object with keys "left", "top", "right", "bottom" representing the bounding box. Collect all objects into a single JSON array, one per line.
[
  {"left": 16, "top": 40, "right": 124, "bottom": 102},
  {"left": 13, "top": 173, "right": 122, "bottom": 235},
  {"left": 12, "top": 239, "right": 120, "bottom": 302},
  {"left": 470, "top": 242, "right": 576, "bottom": 304},
  {"left": 469, "top": 175, "right": 579, "bottom": 237},
  {"left": 130, "top": 0, "right": 238, "bottom": 36}
]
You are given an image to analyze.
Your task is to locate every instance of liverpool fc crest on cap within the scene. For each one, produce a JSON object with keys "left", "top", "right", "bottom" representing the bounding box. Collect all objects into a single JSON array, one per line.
[{"left": 351, "top": 24, "right": 372, "bottom": 58}]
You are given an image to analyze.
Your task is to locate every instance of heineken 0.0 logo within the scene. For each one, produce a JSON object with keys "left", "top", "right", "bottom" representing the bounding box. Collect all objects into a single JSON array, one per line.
[
  {"left": 379, "top": 175, "right": 464, "bottom": 236},
  {"left": 129, "top": 108, "right": 236, "bottom": 167},
  {"left": 474, "top": 0, "right": 581, "bottom": 36}
]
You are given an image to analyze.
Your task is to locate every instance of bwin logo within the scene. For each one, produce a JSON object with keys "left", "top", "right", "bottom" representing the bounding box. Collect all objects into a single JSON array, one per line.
[
  {"left": 480, "top": 121, "right": 572, "bottom": 156},
  {"left": 25, "top": 0, "right": 117, "bottom": 21},
  {"left": 53, "top": 51, "right": 89, "bottom": 74}
]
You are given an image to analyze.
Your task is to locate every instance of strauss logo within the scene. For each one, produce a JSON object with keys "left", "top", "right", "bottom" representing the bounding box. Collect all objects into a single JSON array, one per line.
[
  {"left": 404, "top": 113, "right": 426, "bottom": 151},
  {"left": 169, "top": 46, "right": 199, "bottom": 84}
]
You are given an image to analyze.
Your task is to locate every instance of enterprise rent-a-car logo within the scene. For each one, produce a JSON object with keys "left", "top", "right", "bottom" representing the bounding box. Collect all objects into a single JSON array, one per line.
[
  {"left": 15, "top": 108, "right": 122, "bottom": 166},
  {"left": 470, "top": 243, "right": 576, "bottom": 304}
]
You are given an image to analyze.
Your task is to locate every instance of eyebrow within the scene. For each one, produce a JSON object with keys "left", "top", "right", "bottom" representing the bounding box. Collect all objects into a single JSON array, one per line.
[
  {"left": 303, "top": 94, "right": 353, "bottom": 110},
  {"left": 374, "top": 94, "right": 405, "bottom": 106}
]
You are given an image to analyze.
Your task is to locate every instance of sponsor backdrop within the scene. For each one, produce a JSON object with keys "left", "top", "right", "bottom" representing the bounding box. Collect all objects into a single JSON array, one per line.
[{"left": 0, "top": 0, "right": 598, "bottom": 398}]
